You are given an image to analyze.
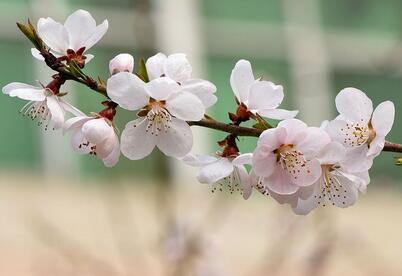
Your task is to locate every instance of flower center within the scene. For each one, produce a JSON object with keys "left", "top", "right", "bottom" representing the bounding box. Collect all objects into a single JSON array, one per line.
[
  {"left": 341, "top": 121, "right": 376, "bottom": 147},
  {"left": 145, "top": 102, "right": 172, "bottom": 136},
  {"left": 315, "top": 165, "right": 349, "bottom": 207},
  {"left": 19, "top": 96, "right": 53, "bottom": 130},
  {"left": 211, "top": 166, "right": 243, "bottom": 195},
  {"left": 275, "top": 144, "right": 308, "bottom": 180}
]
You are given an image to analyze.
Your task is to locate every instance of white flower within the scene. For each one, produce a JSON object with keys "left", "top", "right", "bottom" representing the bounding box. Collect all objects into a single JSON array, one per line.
[
  {"left": 252, "top": 119, "right": 330, "bottom": 197},
  {"left": 183, "top": 153, "right": 253, "bottom": 199},
  {"left": 107, "top": 73, "right": 205, "bottom": 160},
  {"left": 109, "top": 53, "right": 134, "bottom": 75},
  {"left": 230, "top": 59, "right": 298, "bottom": 120},
  {"left": 64, "top": 116, "right": 120, "bottom": 167},
  {"left": 326, "top": 88, "right": 395, "bottom": 171},
  {"left": 32, "top": 9, "right": 108, "bottom": 65},
  {"left": 292, "top": 142, "right": 370, "bottom": 215},
  {"left": 146, "top": 53, "right": 217, "bottom": 108},
  {"left": 2, "top": 82, "right": 83, "bottom": 130}
]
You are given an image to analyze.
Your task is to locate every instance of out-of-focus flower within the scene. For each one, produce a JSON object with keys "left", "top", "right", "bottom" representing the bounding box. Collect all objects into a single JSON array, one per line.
[
  {"left": 252, "top": 119, "right": 330, "bottom": 198},
  {"left": 326, "top": 88, "right": 395, "bottom": 171},
  {"left": 2, "top": 81, "right": 83, "bottom": 130},
  {"left": 107, "top": 73, "right": 205, "bottom": 159},
  {"left": 64, "top": 115, "right": 120, "bottom": 167},
  {"left": 109, "top": 53, "right": 134, "bottom": 75},
  {"left": 230, "top": 59, "right": 298, "bottom": 120},
  {"left": 32, "top": 9, "right": 108, "bottom": 66},
  {"left": 183, "top": 153, "right": 253, "bottom": 199},
  {"left": 292, "top": 142, "right": 370, "bottom": 215},
  {"left": 146, "top": 53, "right": 217, "bottom": 108}
]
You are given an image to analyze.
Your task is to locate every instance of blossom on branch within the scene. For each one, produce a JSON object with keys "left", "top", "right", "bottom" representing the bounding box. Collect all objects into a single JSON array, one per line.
[
  {"left": 32, "top": 9, "right": 108, "bottom": 66},
  {"left": 109, "top": 53, "right": 134, "bottom": 75}
]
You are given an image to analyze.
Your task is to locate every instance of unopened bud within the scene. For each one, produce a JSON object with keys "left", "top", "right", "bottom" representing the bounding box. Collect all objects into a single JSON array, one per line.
[{"left": 109, "top": 53, "right": 134, "bottom": 75}]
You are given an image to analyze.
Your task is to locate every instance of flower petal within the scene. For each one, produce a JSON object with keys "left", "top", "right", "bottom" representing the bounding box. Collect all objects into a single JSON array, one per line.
[
  {"left": 257, "top": 127, "right": 287, "bottom": 149},
  {"left": 146, "top": 52, "right": 167, "bottom": 80},
  {"left": 64, "top": 116, "right": 92, "bottom": 133},
  {"left": 335, "top": 87, "right": 373, "bottom": 123},
  {"left": 102, "top": 133, "right": 120, "bottom": 167},
  {"left": 165, "top": 91, "right": 205, "bottom": 121},
  {"left": 71, "top": 130, "right": 92, "bottom": 154},
  {"left": 371, "top": 101, "right": 395, "bottom": 137},
  {"left": 230, "top": 60, "right": 255, "bottom": 103},
  {"left": 109, "top": 53, "right": 134, "bottom": 75},
  {"left": 278, "top": 119, "right": 307, "bottom": 144},
  {"left": 46, "top": 96, "right": 65, "bottom": 129},
  {"left": 367, "top": 135, "right": 385, "bottom": 157},
  {"left": 83, "top": 19, "right": 108, "bottom": 50},
  {"left": 58, "top": 98, "right": 86, "bottom": 117},
  {"left": 156, "top": 118, "right": 193, "bottom": 158},
  {"left": 289, "top": 158, "right": 322, "bottom": 187},
  {"left": 37, "top": 17, "right": 69, "bottom": 54},
  {"left": 265, "top": 168, "right": 299, "bottom": 195},
  {"left": 182, "top": 154, "right": 218, "bottom": 167},
  {"left": 3, "top": 83, "right": 46, "bottom": 101},
  {"left": 181, "top": 79, "right": 217, "bottom": 108},
  {"left": 257, "top": 108, "right": 298, "bottom": 120},
  {"left": 232, "top": 153, "right": 253, "bottom": 166},
  {"left": 64, "top": 9, "right": 97, "bottom": 50},
  {"left": 107, "top": 72, "right": 149, "bottom": 110},
  {"left": 197, "top": 158, "right": 233, "bottom": 184},
  {"left": 121, "top": 118, "right": 156, "bottom": 160},
  {"left": 316, "top": 142, "right": 346, "bottom": 165},
  {"left": 340, "top": 147, "right": 373, "bottom": 173},
  {"left": 145, "top": 77, "right": 181, "bottom": 101},
  {"left": 82, "top": 118, "right": 111, "bottom": 144},
  {"left": 31, "top": 48, "right": 45, "bottom": 61},
  {"left": 252, "top": 146, "right": 277, "bottom": 177},
  {"left": 296, "top": 127, "right": 330, "bottom": 159},
  {"left": 164, "top": 53, "right": 192, "bottom": 83},
  {"left": 235, "top": 165, "right": 252, "bottom": 200},
  {"left": 247, "top": 81, "right": 284, "bottom": 110}
]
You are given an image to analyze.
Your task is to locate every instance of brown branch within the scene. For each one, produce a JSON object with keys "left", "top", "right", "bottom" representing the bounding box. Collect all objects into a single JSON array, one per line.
[{"left": 189, "top": 118, "right": 402, "bottom": 154}]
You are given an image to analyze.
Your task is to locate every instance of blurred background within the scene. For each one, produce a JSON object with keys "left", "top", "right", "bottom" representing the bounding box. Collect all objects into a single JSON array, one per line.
[{"left": 0, "top": 0, "right": 401, "bottom": 275}]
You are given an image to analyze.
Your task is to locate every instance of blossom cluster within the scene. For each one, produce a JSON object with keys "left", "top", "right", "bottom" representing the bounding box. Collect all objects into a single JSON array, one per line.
[{"left": 3, "top": 10, "right": 397, "bottom": 215}]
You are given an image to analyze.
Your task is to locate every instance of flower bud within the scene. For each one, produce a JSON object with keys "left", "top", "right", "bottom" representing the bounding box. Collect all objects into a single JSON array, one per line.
[{"left": 109, "top": 53, "right": 134, "bottom": 75}]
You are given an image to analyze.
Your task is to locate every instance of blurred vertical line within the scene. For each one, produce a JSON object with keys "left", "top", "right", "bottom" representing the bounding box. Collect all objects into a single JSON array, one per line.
[
  {"left": 153, "top": 0, "right": 209, "bottom": 186},
  {"left": 281, "top": 0, "right": 333, "bottom": 125},
  {"left": 30, "top": 0, "right": 80, "bottom": 179}
]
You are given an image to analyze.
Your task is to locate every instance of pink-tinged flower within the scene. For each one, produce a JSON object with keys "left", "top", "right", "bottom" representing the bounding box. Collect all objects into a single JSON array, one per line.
[
  {"left": 230, "top": 59, "right": 298, "bottom": 120},
  {"left": 183, "top": 153, "right": 253, "bottom": 199},
  {"left": 2, "top": 82, "right": 83, "bottom": 130},
  {"left": 32, "top": 9, "right": 108, "bottom": 65},
  {"left": 64, "top": 115, "right": 120, "bottom": 167},
  {"left": 146, "top": 53, "right": 217, "bottom": 108},
  {"left": 292, "top": 142, "right": 370, "bottom": 215},
  {"left": 252, "top": 119, "right": 330, "bottom": 197},
  {"left": 326, "top": 88, "right": 395, "bottom": 171},
  {"left": 107, "top": 73, "right": 205, "bottom": 160},
  {"left": 109, "top": 53, "right": 134, "bottom": 75}
]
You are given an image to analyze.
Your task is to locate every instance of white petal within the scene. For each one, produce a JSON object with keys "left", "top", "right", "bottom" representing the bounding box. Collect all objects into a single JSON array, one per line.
[
  {"left": 121, "top": 118, "right": 156, "bottom": 160},
  {"left": 316, "top": 142, "right": 346, "bottom": 165},
  {"left": 371, "top": 101, "right": 395, "bottom": 137},
  {"left": 3, "top": 83, "right": 46, "bottom": 101},
  {"left": 230, "top": 59, "right": 255, "bottom": 103},
  {"left": 197, "top": 158, "right": 233, "bottom": 184},
  {"left": 64, "top": 9, "right": 97, "bottom": 50},
  {"left": 182, "top": 154, "right": 218, "bottom": 167},
  {"left": 296, "top": 127, "right": 330, "bottom": 159},
  {"left": 58, "top": 98, "right": 86, "bottom": 117},
  {"left": 247, "top": 81, "right": 284, "bottom": 110},
  {"left": 102, "top": 133, "right": 120, "bottom": 167},
  {"left": 257, "top": 108, "right": 298, "bottom": 120},
  {"left": 83, "top": 19, "right": 108, "bottom": 50},
  {"left": 85, "top": 54, "right": 94, "bottom": 63},
  {"left": 37, "top": 17, "right": 69, "bottom": 54},
  {"left": 107, "top": 72, "right": 149, "bottom": 110},
  {"left": 181, "top": 79, "right": 217, "bottom": 108},
  {"left": 165, "top": 91, "right": 205, "bottom": 121},
  {"left": 96, "top": 130, "right": 117, "bottom": 159},
  {"left": 340, "top": 147, "right": 373, "bottom": 173},
  {"left": 290, "top": 158, "right": 322, "bottom": 187},
  {"left": 257, "top": 127, "right": 287, "bottom": 149},
  {"left": 335, "top": 87, "right": 373, "bottom": 123},
  {"left": 82, "top": 118, "right": 111, "bottom": 144},
  {"left": 164, "top": 53, "right": 192, "bottom": 83},
  {"left": 109, "top": 53, "right": 134, "bottom": 75},
  {"left": 265, "top": 168, "right": 299, "bottom": 195},
  {"left": 292, "top": 184, "right": 320, "bottom": 215},
  {"left": 278, "top": 119, "right": 308, "bottom": 144},
  {"left": 64, "top": 116, "right": 91, "bottom": 133},
  {"left": 329, "top": 174, "right": 358, "bottom": 208},
  {"left": 145, "top": 77, "right": 180, "bottom": 101},
  {"left": 156, "top": 118, "right": 193, "bottom": 158},
  {"left": 232, "top": 153, "right": 253, "bottom": 166},
  {"left": 235, "top": 165, "right": 252, "bottom": 200},
  {"left": 31, "top": 48, "right": 45, "bottom": 60},
  {"left": 367, "top": 135, "right": 385, "bottom": 157},
  {"left": 252, "top": 147, "right": 277, "bottom": 177},
  {"left": 71, "top": 130, "right": 92, "bottom": 154},
  {"left": 146, "top": 52, "right": 167, "bottom": 80},
  {"left": 46, "top": 96, "right": 65, "bottom": 129}
]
